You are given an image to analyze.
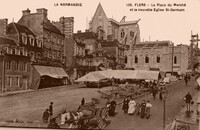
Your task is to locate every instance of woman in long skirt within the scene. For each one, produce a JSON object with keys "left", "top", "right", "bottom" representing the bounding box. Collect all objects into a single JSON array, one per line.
[
  {"left": 146, "top": 100, "right": 152, "bottom": 119},
  {"left": 128, "top": 98, "right": 136, "bottom": 115},
  {"left": 140, "top": 100, "right": 146, "bottom": 118}
]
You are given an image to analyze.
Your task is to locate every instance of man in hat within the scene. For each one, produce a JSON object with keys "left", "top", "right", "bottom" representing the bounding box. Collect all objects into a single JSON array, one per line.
[{"left": 49, "top": 102, "right": 53, "bottom": 119}]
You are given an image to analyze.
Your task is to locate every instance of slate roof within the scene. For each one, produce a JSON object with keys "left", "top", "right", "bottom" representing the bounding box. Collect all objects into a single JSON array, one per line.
[
  {"left": 135, "top": 41, "right": 170, "bottom": 48},
  {"left": 73, "top": 32, "right": 97, "bottom": 39},
  {"left": 13, "top": 23, "right": 35, "bottom": 36},
  {"left": 100, "top": 39, "right": 119, "bottom": 47},
  {"left": 43, "top": 22, "right": 63, "bottom": 35},
  {"left": 0, "top": 37, "right": 18, "bottom": 46}
]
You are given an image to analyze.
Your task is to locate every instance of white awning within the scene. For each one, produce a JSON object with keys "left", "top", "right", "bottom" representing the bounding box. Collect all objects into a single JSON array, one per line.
[{"left": 34, "top": 65, "right": 69, "bottom": 78}]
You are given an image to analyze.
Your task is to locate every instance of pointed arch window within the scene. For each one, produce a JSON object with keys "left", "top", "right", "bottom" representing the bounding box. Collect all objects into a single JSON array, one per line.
[
  {"left": 145, "top": 54, "right": 149, "bottom": 63},
  {"left": 135, "top": 55, "right": 138, "bottom": 63},
  {"left": 156, "top": 54, "right": 160, "bottom": 63},
  {"left": 174, "top": 56, "right": 177, "bottom": 64},
  {"left": 125, "top": 55, "right": 127, "bottom": 63},
  {"left": 121, "top": 29, "right": 125, "bottom": 38}
]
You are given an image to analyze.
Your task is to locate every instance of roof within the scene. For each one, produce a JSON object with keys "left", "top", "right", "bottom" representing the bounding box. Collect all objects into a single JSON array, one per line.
[
  {"left": 12, "top": 23, "right": 35, "bottom": 36},
  {"left": 73, "top": 31, "right": 97, "bottom": 39},
  {"left": 42, "top": 22, "right": 63, "bottom": 35},
  {"left": 108, "top": 18, "right": 138, "bottom": 26},
  {"left": 135, "top": 41, "right": 170, "bottom": 48},
  {"left": 100, "top": 39, "right": 119, "bottom": 47},
  {"left": 0, "top": 37, "right": 18, "bottom": 46}
]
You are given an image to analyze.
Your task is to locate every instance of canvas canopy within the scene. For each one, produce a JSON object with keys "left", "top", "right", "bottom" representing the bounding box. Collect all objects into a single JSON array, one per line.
[
  {"left": 76, "top": 70, "right": 161, "bottom": 82},
  {"left": 76, "top": 71, "right": 108, "bottom": 82},
  {"left": 31, "top": 65, "right": 69, "bottom": 90}
]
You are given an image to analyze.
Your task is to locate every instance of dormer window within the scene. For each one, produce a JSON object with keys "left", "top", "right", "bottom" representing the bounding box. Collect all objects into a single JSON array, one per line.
[
  {"left": 22, "top": 34, "right": 27, "bottom": 45},
  {"left": 12, "top": 48, "right": 16, "bottom": 55},
  {"left": 29, "top": 35, "right": 34, "bottom": 46}
]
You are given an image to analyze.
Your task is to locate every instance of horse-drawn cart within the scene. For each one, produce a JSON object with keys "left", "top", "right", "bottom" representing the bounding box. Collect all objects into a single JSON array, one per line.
[{"left": 57, "top": 103, "right": 109, "bottom": 129}]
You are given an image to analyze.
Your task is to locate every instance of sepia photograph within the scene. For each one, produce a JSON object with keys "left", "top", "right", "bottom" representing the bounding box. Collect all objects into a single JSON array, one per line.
[{"left": 0, "top": 0, "right": 200, "bottom": 130}]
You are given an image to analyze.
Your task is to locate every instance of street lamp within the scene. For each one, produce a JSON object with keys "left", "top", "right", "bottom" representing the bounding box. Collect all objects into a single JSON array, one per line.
[{"left": 163, "top": 88, "right": 168, "bottom": 130}]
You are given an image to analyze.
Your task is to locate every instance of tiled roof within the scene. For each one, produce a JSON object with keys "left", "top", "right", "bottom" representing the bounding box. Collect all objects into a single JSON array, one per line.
[
  {"left": 43, "top": 22, "right": 63, "bottom": 35},
  {"left": 0, "top": 37, "right": 17, "bottom": 46},
  {"left": 73, "top": 32, "right": 97, "bottom": 39},
  {"left": 100, "top": 39, "right": 119, "bottom": 47},
  {"left": 11, "top": 23, "right": 35, "bottom": 36}
]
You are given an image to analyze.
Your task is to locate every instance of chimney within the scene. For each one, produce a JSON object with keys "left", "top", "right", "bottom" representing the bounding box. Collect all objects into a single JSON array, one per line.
[
  {"left": 77, "top": 30, "right": 82, "bottom": 33},
  {"left": 22, "top": 8, "right": 31, "bottom": 16},
  {"left": 36, "top": 8, "right": 48, "bottom": 17},
  {"left": 0, "top": 19, "right": 8, "bottom": 36}
]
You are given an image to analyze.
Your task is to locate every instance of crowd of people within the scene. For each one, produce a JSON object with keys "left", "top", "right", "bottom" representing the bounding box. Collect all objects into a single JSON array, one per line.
[{"left": 122, "top": 97, "right": 152, "bottom": 119}]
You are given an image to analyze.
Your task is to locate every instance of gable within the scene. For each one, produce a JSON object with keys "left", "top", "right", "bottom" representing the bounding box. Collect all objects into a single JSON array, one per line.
[{"left": 90, "top": 3, "right": 109, "bottom": 36}]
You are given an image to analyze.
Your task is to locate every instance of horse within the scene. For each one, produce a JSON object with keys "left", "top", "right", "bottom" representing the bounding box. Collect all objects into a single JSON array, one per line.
[{"left": 60, "top": 111, "right": 84, "bottom": 128}]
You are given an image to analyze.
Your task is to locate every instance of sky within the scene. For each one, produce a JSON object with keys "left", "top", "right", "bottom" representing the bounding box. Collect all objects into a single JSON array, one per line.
[{"left": 0, "top": 0, "right": 200, "bottom": 46}]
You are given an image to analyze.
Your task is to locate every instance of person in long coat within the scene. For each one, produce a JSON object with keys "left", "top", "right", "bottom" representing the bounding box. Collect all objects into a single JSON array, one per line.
[
  {"left": 128, "top": 98, "right": 136, "bottom": 115},
  {"left": 146, "top": 100, "right": 152, "bottom": 119},
  {"left": 49, "top": 102, "right": 53, "bottom": 119},
  {"left": 140, "top": 100, "right": 146, "bottom": 118},
  {"left": 42, "top": 109, "right": 50, "bottom": 123},
  {"left": 122, "top": 96, "right": 129, "bottom": 113},
  {"left": 110, "top": 99, "right": 117, "bottom": 116}
]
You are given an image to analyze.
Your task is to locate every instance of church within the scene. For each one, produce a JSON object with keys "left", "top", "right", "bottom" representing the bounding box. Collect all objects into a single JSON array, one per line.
[
  {"left": 89, "top": 3, "right": 141, "bottom": 69},
  {"left": 89, "top": 3, "right": 190, "bottom": 73}
]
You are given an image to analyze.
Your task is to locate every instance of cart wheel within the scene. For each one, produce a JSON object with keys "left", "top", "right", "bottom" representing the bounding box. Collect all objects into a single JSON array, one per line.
[{"left": 97, "top": 118, "right": 107, "bottom": 129}]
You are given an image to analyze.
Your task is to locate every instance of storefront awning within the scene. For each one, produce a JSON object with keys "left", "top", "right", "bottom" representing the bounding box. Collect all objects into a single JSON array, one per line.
[{"left": 34, "top": 65, "right": 69, "bottom": 78}]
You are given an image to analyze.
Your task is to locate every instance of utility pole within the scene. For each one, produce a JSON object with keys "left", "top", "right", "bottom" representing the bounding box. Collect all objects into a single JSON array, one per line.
[{"left": 172, "top": 42, "right": 174, "bottom": 75}]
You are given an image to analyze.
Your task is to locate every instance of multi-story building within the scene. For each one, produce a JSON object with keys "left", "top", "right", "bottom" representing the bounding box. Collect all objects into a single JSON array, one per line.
[
  {"left": 89, "top": 3, "right": 141, "bottom": 68},
  {"left": 53, "top": 17, "right": 74, "bottom": 37},
  {"left": 130, "top": 41, "right": 189, "bottom": 73},
  {"left": 97, "top": 39, "right": 124, "bottom": 69},
  {"left": 0, "top": 37, "right": 31, "bottom": 93},
  {"left": 16, "top": 8, "right": 68, "bottom": 89},
  {"left": 18, "top": 8, "right": 65, "bottom": 67}
]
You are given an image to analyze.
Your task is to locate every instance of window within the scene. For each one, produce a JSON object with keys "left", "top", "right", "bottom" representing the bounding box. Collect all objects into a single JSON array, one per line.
[
  {"left": 22, "top": 35, "right": 27, "bottom": 45},
  {"left": 29, "top": 52, "right": 35, "bottom": 61},
  {"left": 174, "top": 56, "right": 177, "bottom": 64},
  {"left": 6, "top": 76, "right": 12, "bottom": 86},
  {"left": 22, "top": 62, "right": 27, "bottom": 71},
  {"left": 125, "top": 55, "right": 127, "bottom": 63},
  {"left": 135, "top": 55, "right": 138, "bottom": 63},
  {"left": 12, "top": 48, "right": 15, "bottom": 55},
  {"left": 145, "top": 54, "right": 149, "bottom": 63},
  {"left": 6, "top": 61, "right": 11, "bottom": 70},
  {"left": 16, "top": 61, "right": 19, "bottom": 71},
  {"left": 12, "top": 61, "right": 16, "bottom": 71},
  {"left": 156, "top": 54, "right": 160, "bottom": 63},
  {"left": 98, "top": 43, "right": 102, "bottom": 48},
  {"left": 20, "top": 49, "right": 24, "bottom": 55},
  {"left": 36, "top": 53, "right": 41, "bottom": 59},
  {"left": 29, "top": 36, "right": 34, "bottom": 46},
  {"left": 130, "top": 31, "right": 135, "bottom": 37},
  {"left": 121, "top": 29, "right": 125, "bottom": 38}
]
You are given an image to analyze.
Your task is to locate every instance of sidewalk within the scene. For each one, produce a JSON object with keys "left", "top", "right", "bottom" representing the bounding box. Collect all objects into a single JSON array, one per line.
[
  {"left": 168, "top": 90, "right": 200, "bottom": 130},
  {"left": 0, "top": 83, "right": 85, "bottom": 97}
]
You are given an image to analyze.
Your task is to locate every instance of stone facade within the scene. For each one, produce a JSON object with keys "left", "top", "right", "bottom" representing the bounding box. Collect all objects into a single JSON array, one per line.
[
  {"left": 18, "top": 8, "right": 65, "bottom": 67},
  {"left": 89, "top": 3, "right": 141, "bottom": 68},
  {"left": 53, "top": 17, "right": 74, "bottom": 37},
  {"left": 131, "top": 41, "right": 189, "bottom": 73},
  {"left": 0, "top": 37, "right": 31, "bottom": 93}
]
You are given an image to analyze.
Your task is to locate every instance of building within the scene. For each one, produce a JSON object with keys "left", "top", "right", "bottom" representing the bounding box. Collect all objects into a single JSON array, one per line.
[
  {"left": 89, "top": 3, "right": 141, "bottom": 68},
  {"left": 53, "top": 17, "right": 74, "bottom": 37},
  {"left": 0, "top": 37, "right": 31, "bottom": 93},
  {"left": 18, "top": 8, "right": 65, "bottom": 67},
  {"left": 130, "top": 41, "right": 189, "bottom": 73},
  {"left": 16, "top": 8, "right": 69, "bottom": 89},
  {"left": 65, "top": 34, "right": 95, "bottom": 81},
  {"left": 97, "top": 39, "right": 124, "bottom": 69}
]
